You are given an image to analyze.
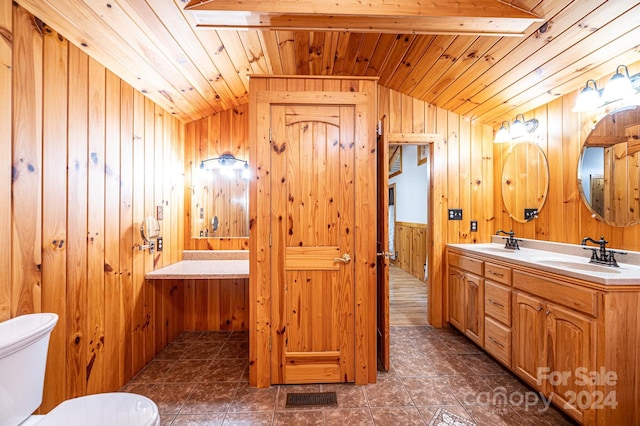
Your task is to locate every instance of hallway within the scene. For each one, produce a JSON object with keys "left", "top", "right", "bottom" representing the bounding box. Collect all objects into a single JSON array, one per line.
[{"left": 389, "top": 265, "right": 428, "bottom": 326}]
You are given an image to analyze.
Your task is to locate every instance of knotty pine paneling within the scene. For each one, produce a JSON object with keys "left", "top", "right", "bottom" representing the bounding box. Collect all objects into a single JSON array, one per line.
[
  {"left": 493, "top": 61, "right": 640, "bottom": 252},
  {"left": 1, "top": 2, "right": 185, "bottom": 412},
  {"left": 394, "top": 222, "right": 428, "bottom": 281},
  {"left": 379, "top": 87, "right": 495, "bottom": 327},
  {"left": 0, "top": 0, "right": 11, "bottom": 322},
  {"left": 183, "top": 278, "right": 249, "bottom": 331},
  {"left": 184, "top": 107, "right": 250, "bottom": 250}
]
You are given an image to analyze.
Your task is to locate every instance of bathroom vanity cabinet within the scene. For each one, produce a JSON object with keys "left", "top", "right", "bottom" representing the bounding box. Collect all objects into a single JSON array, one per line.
[{"left": 446, "top": 244, "right": 640, "bottom": 426}]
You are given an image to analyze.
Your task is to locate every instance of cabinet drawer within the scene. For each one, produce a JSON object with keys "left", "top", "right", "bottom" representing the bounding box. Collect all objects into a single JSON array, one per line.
[
  {"left": 448, "top": 252, "right": 483, "bottom": 275},
  {"left": 484, "top": 317, "right": 511, "bottom": 368},
  {"left": 484, "top": 262, "right": 511, "bottom": 285},
  {"left": 513, "top": 270, "right": 600, "bottom": 317},
  {"left": 485, "top": 281, "right": 511, "bottom": 325}
]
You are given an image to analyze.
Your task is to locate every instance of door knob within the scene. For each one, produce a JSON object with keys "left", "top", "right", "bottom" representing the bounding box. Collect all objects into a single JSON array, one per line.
[{"left": 334, "top": 253, "right": 351, "bottom": 264}]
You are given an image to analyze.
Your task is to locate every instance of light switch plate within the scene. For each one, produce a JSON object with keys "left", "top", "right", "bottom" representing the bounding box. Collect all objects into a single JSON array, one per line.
[
  {"left": 156, "top": 205, "right": 164, "bottom": 221},
  {"left": 157, "top": 237, "right": 163, "bottom": 252},
  {"left": 448, "top": 209, "right": 463, "bottom": 220},
  {"left": 524, "top": 208, "right": 538, "bottom": 221},
  {"left": 470, "top": 220, "right": 478, "bottom": 232}
]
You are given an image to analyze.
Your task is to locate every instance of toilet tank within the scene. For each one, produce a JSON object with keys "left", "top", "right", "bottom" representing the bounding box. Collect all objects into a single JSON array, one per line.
[{"left": 0, "top": 313, "right": 58, "bottom": 426}]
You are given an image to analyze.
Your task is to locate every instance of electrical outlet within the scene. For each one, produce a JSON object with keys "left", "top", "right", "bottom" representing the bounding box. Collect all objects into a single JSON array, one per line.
[
  {"left": 448, "top": 209, "right": 463, "bottom": 220},
  {"left": 524, "top": 208, "right": 538, "bottom": 221},
  {"left": 156, "top": 205, "right": 164, "bottom": 221},
  {"left": 470, "top": 220, "right": 478, "bottom": 232},
  {"left": 156, "top": 237, "right": 163, "bottom": 252}
]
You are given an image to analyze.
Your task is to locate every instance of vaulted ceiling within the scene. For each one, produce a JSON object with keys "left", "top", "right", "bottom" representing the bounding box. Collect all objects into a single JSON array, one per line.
[{"left": 16, "top": 0, "right": 640, "bottom": 125}]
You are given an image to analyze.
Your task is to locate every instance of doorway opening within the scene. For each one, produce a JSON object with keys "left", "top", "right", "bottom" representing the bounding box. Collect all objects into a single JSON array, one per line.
[{"left": 388, "top": 144, "right": 429, "bottom": 326}]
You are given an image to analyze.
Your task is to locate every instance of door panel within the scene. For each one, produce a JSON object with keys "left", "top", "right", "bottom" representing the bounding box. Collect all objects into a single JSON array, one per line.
[
  {"left": 448, "top": 267, "right": 465, "bottom": 331},
  {"left": 376, "top": 120, "right": 389, "bottom": 371},
  {"left": 513, "top": 291, "right": 546, "bottom": 391},
  {"left": 546, "top": 303, "right": 596, "bottom": 425},
  {"left": 465, "top": 273, "right": 484, "bottom": 346},
  {"left": 271, "top": 104, "right": 355, "bottom": 384}
]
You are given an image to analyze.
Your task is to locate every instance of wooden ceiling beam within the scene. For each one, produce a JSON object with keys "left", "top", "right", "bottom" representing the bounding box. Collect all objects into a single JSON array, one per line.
[
  {"left": 188, "top": 13, "right": 539, "bottom": 37},
  {"left": 184, "top": 0, "right": 540, "bottom": 19}
]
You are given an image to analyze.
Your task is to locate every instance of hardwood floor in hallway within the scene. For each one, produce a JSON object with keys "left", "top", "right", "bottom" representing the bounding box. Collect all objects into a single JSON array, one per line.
[{"left": 389, "top": 264, "right": 428, "bottom": 326}]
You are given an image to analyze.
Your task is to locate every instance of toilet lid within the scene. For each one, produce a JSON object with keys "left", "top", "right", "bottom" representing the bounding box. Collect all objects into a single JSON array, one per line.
[{"left": 37, "top": 392, "right": 159, "bottom": 426}]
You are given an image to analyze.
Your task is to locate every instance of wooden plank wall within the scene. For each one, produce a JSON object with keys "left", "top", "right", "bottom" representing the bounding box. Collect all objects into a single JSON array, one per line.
[
  {"left": 1, "top": 2, "right": 185, "bottom": 412},
  {"left": 394, "top": 222, "right": 428, "bottom": 281},
  {"left": 182, "top": 278, "right": 249, "bottom": 331},
  {"left": 492, "top": 61, "right": 640, "bottom": 251},
  {"left": 379, "top": 87, "right": 495, "bottom": 327},
  {"left": 0, "top": 0, "right": 12, "bottom": 322},
  {"left": 184, "top": 107, "right": 250, "bottom": 251}
]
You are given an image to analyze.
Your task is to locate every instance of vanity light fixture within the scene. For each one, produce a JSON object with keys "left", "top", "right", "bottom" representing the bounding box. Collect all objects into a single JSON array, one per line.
[
  {"left": 572, "top": 80, "right": 601, "bottom": 112},
  {"left": 494, "top": 121, "right": 511, "bottom": 143},
  {"left": 573, "top": 64, "right": 640, "bottom": 112},
  {"left": 602, "top": 65, "right": 635, "bottom": 103},
  {"left": 493, "top": 115, "right": 539, "bottom": 144},
  {"left": 200, "top": 153, "right": 250, "bottom": 179}
]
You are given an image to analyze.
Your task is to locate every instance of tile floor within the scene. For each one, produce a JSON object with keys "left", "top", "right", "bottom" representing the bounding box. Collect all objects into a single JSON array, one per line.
[{"left": 120, "top": 326, "right": 577, "bottom": 425}]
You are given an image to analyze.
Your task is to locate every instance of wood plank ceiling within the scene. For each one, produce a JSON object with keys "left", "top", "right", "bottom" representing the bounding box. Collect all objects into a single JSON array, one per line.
[{"left": 15, "top": 0, "right": 640, "bottom": 125}]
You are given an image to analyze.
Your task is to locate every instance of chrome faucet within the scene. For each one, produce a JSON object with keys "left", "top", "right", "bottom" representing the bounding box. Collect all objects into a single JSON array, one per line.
[
  {"left": 581, "top": 236, "right": 625, "bottom": 267},
  {"left": 496, "top": 229, "right": 519, "bottom": 250}
]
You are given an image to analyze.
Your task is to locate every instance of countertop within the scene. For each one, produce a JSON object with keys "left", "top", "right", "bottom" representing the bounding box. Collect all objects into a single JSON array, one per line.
[
  {"left": 448, "top": 237, "right": 640, "bottom": 286},
  {"left": 145, "top": 250, "right": 249, "bottom": 280}
]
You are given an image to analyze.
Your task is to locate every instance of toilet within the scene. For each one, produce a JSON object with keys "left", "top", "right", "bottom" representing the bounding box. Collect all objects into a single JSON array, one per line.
[{"left": 0, "top": 313, "right": 160, "bottom": 426}]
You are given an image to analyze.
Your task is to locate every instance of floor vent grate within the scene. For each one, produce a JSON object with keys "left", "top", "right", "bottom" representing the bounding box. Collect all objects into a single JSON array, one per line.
[{"left": 285, "top": 391, "right": 338, "bottom": 408}]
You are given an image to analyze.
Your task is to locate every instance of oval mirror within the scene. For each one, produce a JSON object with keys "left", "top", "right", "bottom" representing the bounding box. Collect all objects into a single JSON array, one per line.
[
  {"left": 578, "top": 105, "right": 640, "bottom": 227},
  {"left": 191, "top": 166, "right": 249, "bottom": 238},
  {"left": 501, "top": 142, "right": 549, "bottom": 222}
]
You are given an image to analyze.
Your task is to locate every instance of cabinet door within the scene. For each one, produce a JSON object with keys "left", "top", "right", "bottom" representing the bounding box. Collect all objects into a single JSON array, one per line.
[
  {"left": 513, "top": 291, "right": 546, "bottom": 391},
  {"left": 546, "top": 303, "right": 596, "bottom": 425},
  {"left": 448, "top": 267, "right": 465, "bottom": 331},
  {"left": 465, "top": 273, "right": 484, "bottom": 346}
]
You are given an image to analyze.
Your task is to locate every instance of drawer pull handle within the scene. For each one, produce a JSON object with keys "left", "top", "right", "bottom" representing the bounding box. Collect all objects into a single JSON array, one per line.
[
  {"left": 488, "top": 270, "right": 504, "bottom": 277},
  {"left": 488, "top": 298, "right": 504, "bottom": 308},
  {"left": 488, "top": 337, "right": 504, "bottom": 348},
  {"left": 546, "top": 309, "right": 551, "bottom": 316},
  {"left": 536, "top": 306, "right": 543, "bottom": 312}
]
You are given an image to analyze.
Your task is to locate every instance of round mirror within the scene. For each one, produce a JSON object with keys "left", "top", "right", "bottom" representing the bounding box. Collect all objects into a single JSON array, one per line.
[
  {"left": 578, "top": 105, "right": 640, "bottom": 227},
  {"left": 501, "top": 142, "right": 549, "bottom": 222}
]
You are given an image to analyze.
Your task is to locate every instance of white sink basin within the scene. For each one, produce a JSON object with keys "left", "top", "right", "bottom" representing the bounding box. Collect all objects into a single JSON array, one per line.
[
  {"left": 536, "top": 259, "right": 621, "bottom": 274},
  {"left": 478, "top": 246, "right": 521, "bottom": 254}
]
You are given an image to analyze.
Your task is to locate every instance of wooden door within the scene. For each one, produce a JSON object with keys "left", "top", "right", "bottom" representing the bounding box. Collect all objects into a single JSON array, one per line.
[
  {"left": 376, "top": 120, "right": 389, "bottom": 371},
  {"left": 513, "top": 291, "right": 546, "bottom": 392},
  {"left": 270, "top": 104, "right": 355, "bottom": 384},
  {"left": 546, "top": 303, "right": 596, "bottom": 425},
  {"left": 448, "top": 267, "right": 465, "bottom": 331},
  {"left": 464, "top": 273, "right": 484, "bottom": 346}
]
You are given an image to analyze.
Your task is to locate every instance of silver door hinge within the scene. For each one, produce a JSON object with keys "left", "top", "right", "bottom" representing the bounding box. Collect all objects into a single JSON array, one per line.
[
  {"left": 269, "top": 335, "right": 272, "bottom": 352},
  {"left": 269, "top": 128, "right": 272, "bottom": 143},
  {"left": 377, "top": 120, "right": 382, "bottom": 136},
  {"left": 269, "top": 233, "right": 272, "bottom": 247}
]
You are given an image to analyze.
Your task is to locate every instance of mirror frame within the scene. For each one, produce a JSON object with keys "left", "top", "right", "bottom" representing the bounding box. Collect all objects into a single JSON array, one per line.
[
  {"left": 501, "top": 141, "right": 550, "bottom": 223},
  {"left": 577, "top": 105, "right": 640, "bottom": 227}
]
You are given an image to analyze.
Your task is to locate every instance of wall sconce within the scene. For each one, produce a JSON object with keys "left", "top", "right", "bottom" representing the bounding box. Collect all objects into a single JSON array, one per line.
[
  {"left": 200, "top": 153, "right": 250, "bottom": 179},
  {"left": 493, "top": 115, "right": 539, "bottom": 144},
  {"left": 494, "top": 121, "right": 511, "bottom": 143},
  {"left": 572, "top": 80, "right": 600, "bottom": 112},
  {"left": 573, "top": 64, "right": 640, "bottom": 112}
]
